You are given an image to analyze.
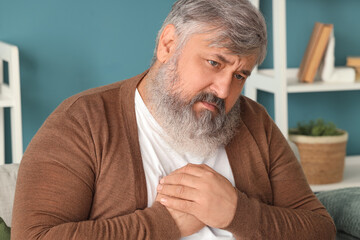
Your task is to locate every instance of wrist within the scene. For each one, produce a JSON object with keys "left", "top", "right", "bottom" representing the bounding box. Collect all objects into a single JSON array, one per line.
[{"left": 221, "top": 186, "right": 238, "bottom": 228}]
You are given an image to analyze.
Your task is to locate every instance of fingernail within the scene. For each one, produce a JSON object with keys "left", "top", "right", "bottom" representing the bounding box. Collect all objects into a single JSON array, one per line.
[
  {"left": 157, "top": 184, "right": 163, "bottom": 191},
  {"left": 160, "top": 198, "right": 167, "bottom": 203},
  {"left": 160, "top": 178, "right": 165, "bottom": 184}
]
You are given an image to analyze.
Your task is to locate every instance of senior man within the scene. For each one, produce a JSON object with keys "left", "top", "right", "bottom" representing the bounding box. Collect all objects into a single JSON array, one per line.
[{"left": 12, "top": 0, "right": 336, "bottom": 239}]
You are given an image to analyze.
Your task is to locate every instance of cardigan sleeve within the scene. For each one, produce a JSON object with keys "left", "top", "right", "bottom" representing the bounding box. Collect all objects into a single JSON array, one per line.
[
  {"left": 11, "top": 109, "right": 181, "bottom": 240},
  {"left": 224, "top": 115, "right": 336, "bottom": 239}
]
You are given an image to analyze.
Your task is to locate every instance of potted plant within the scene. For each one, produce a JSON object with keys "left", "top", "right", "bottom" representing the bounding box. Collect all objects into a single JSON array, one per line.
[{"left": 289, "top": 119, "right": 348, "bottom": 185}]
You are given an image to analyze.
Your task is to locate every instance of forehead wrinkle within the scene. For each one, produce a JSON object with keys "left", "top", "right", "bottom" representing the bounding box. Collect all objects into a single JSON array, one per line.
[
  {"left": 211, "top": 52, "right": 252, "bottom": 74},
  {"left": 191, "top": 33, "right": 255, "bottom": 75},
  {"left": 212, "top": 53, "right": 232, "bottom": 64}
]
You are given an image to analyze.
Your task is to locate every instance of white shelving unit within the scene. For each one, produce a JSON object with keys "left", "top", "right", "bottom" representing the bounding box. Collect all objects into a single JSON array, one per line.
[
  {"left": 248, "top": 0, "right": 360, "bottom": 192},
  {"left": 247, "top": 1, "right": 360, "bottom": 161},
  {"left": 0, "top": 41, "right": 23, "bottom": 165},
  {"left": 247, "top": 0, "right": 360, "bottom": 137},
  {"left": 247, "top": 0, "right": 288, "bottom": 135}
]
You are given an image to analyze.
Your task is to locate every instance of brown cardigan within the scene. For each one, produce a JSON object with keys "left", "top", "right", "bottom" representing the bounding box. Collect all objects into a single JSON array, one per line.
[{"left": 12, "top": 71, "right": 336, "bottom": 239}]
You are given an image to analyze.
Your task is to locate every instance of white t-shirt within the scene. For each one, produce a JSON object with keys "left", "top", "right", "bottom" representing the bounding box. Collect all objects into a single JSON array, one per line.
[{"left": 135, "top": 89, "right": 236, "bottom": 240}]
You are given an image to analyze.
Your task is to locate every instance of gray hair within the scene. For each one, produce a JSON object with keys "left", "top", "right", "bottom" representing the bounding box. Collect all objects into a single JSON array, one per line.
[{"left": 152, "top": 0, "right": 267, "bottom": 65}]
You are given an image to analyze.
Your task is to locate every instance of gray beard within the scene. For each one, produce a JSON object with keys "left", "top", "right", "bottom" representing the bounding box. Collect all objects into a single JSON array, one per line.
[{"left": 146, "top": 57, "right": 241, "bottom": 158}]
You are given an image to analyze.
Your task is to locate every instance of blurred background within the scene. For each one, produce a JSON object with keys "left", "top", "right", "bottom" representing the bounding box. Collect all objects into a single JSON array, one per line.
[{"left": 1, "top": 0, "right": 359, "bottom": 162}]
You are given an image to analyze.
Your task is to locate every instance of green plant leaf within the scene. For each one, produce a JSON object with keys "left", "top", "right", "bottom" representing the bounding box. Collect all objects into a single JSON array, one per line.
[{"left": 289, "top": 118, "right": 344, "bottom": 136}]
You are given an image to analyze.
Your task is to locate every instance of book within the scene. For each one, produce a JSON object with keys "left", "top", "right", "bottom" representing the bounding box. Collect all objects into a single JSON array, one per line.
[
  {"left": 298, "top": 22, "right": 323, "bottom": 82},
  {"left": 346, "top": 57, "right": 360, "bottom": 67},
  {"left": 355, "top": 67, "right": 360, "bottom": 81},
  {"left": 346, "top": 57, "right": 360, "bottom": 81},
  {"left": 298, "top": 22, "right": 334, "bottom": 83},
  {"left": 319, "top": 28, "right": 335, "bottom": 81}
]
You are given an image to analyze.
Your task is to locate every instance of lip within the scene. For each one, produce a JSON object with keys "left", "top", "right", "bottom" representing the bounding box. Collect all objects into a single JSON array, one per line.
[{"left": 201, "top": 101, "right": 218, "bottom": 112}]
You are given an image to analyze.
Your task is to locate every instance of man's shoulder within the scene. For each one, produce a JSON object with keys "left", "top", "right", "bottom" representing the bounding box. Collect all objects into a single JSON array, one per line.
[
  {"left": 239, "top": 95, "right": 270, "bottom": 124},
  {"left": 55, "top": 70, "right": 147, "bottom": 115},
  {"left": 237, "top": 95, "right": 275, "bottom": 139},
  {"left": 60, "top": 80, "right": 124, "bottom": 111}
]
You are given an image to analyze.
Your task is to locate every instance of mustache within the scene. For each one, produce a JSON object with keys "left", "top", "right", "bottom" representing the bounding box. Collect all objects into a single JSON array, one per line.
[{"left": 190, "top": 92, "right": 225, "bottom": 114}]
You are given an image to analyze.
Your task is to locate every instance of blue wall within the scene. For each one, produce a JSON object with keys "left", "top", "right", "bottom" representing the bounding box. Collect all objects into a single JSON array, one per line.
[{"left": 1, "top": 0, "right": 359, "bottom": 162}]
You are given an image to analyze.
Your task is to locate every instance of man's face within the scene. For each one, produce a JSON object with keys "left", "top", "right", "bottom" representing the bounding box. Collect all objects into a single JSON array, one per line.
[
  {"left": 145, "top": 31, "right": 259, "bottom": 157},
  {"left": 171, "top": 32, "right": 258, "bottom": 116}
]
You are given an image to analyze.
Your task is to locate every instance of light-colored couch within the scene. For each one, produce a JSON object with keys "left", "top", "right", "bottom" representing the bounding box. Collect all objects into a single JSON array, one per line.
[{"left": 0, "top": 163, "right": 19, "bottom": 228}]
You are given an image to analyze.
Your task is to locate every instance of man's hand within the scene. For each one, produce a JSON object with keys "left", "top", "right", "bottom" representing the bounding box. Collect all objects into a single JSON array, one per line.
[
  {"left": 157, "top": 164, "right": 238, "bottom": 229},
  {"left": 155, "top": 193, "right": 205, "bottom": 237}
]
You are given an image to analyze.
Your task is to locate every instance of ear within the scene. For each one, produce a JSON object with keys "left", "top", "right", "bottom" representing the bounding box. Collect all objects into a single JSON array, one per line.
[{"left": 156, "top": 24, "right": 177, "bottom": 63}]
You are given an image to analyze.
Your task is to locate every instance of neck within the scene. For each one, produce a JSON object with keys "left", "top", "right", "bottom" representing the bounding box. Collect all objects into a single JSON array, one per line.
[{"left": 137, "top": 61, "right": 162, "bottom": 118}]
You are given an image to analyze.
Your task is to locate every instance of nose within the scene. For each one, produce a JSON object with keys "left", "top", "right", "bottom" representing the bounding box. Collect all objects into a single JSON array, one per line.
[{"left": 209, "top": 72, "right": 232, "bottom": 99}]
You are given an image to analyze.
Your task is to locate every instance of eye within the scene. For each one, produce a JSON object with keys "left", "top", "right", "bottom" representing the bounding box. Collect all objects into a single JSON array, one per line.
[
  {"left": 234, "top": 73, "right": 245, "bottom": 81},
  {"left": 208, "top": 60, "right": 219, "bottom": 67}
]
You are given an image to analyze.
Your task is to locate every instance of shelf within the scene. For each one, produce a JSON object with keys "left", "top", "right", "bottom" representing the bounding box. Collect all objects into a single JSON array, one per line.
[
  {"left": 310, "top": 155, "right": 360, "bottom": 192},
  {"left": 0, "top": 84, "right": 14, "bottom": 108},
  {"left": 257, "top": 68, "right": 360, "bottom": 93},
  {"left": 0, "top": 96, "right": 12, "bottom": 108},
  {"left": 0, "top": 41, "right": 23, "bottom": 165}
]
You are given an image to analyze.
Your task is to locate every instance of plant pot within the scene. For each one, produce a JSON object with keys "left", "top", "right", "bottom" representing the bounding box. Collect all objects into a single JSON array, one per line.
[{"left": 289, "top": 131, "right": 348, "bottom": 185}]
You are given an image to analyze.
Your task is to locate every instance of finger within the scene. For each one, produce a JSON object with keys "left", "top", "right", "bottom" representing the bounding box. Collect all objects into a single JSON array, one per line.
[
  {"left": 160, "top": 173, "right": 202, "bottom": 189},
  {"left": 157, "top": 184, "right": 199, "bottom": 201},
  {"left": 198, "top": 164, "right": 217, "bottom": 173},
  {"left": 160, "top": 195, "right": 199, "bottom": 216},
  {"left": 155, "top": 193, "right": 167, "bottom": 202}
]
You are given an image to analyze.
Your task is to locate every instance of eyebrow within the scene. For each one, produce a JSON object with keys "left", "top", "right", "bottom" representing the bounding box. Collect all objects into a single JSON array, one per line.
[
  {"left": 241, "top": 70, "right": 251, "bottom": 77},
  {"left": 212, "top": 54, "right": 252, "bottom": 77},
  {"left": 214, "top": 54, "right": 231, "bottom": 64}
]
